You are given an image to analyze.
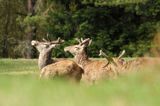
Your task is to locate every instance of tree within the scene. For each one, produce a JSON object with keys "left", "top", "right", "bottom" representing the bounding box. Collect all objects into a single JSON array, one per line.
[
  {"left": 0, "top": 0, "right": 159, "bottom": 58},
  {"left": 0, "top": 0, "right": 25, "bottom": 58},
  {"left": 25, "top": 0, "right": 37, "bottom": 58}
]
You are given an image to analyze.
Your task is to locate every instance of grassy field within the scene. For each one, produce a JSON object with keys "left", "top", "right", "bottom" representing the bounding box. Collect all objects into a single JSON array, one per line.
[{"left": 0, "top": 59, "right": 160, "bottom": 106}]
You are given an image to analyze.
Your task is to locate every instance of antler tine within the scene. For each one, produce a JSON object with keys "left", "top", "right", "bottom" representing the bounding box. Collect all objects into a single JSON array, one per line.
[
  {"left": 80, "top": 38, "right": 84, "bottom": 42},
  {"left": 99, "top": 50, "right": 103, "bottom": 56},
  {"left": 51, "top": 37, "right": 64, "bottom": 44},
  {"left": 42, "top": 38, "right": 48, "bottom": 42},
  {"left": 118, "top": 50, "right": 125, "bottom": 59},
  {"left": 46, "top": 33, "right": 51, "bottom": 41},
  {"left": 58, "top": 37, "right": 65, "bottom": 43},
  {"left": 99, "top": 49, "right": 117, "bottom": 66},
  {"left": 57, "top": 37, "right": 60, "bottom": 42},
  {"left": 99, "top": 50, "right": 107, "bottom": 57},
  {"left": 89, "top": 39, "right": 92, "bottom": 46},
  {"left": 75, "top": 38, "right": 82, "bottom": 44},
  {"left": 80, "top": 38, "right": 90, "bottom": 45},
  {"left": 42, "top": 33, "right": 51, "bottom": 43}
]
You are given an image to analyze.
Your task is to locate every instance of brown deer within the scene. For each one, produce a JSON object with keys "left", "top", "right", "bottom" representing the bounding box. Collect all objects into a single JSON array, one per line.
[
  {"left": 99, "top": 50, "right": 160, "bottom": 75},
  {"left": 64, "top": 38, "right": 117, "bottom": 84},
  {"left": 99, "top": 50, "right": 134, "bottom": 75},
  {"left": 31, "top": 37, "right": 84, "bottom": 82},
  {"left": 130, "top": 57, "right": 160, "bottom": 71}
]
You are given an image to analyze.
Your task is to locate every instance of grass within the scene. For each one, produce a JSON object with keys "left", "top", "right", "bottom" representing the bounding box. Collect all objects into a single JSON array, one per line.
[{"left": 0, "top": 59, "right": 160, "bottom": 106}]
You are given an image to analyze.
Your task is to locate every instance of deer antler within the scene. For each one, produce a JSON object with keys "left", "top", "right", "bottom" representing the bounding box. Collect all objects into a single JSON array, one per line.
[
  {"left": 42, "top": 33, "right": 51, "bottom": 42},
  {"left": 99, "top": 50, "right": 109, "bottom": 58},
  {"left": 99, "top": 50, "right": 104, "bottom": 56},
  {"left": 42, "top": 38, "right": 48, "bottom": 42},
  {"left": 51, "top": 37, "right": 64, "bottom": 44},
  {"left": 117, "top": 50, "right": 125, "bottom": 60},
  {"left": 76, "top": 38, "right": 91, "bottom": 46},
  {"left": 75, "top": 38, "right": 82, "bottom": 44},
  {"left": 88, "top": 39, "right": 92, "bottom": 46},
  {"left": 46, "top": 33, "right": 51, "bottom": 41},
  {"left": 80, "top": 38, "right": 91, "bottom": 46},
  {"left": 99, "top": 50, "right": 117, "bottom": 66},
  {"left": 80, "top": 38, "right": 84, "bottom": 42},
  {"left": 42, "top": 37, "right": 64, "bottom": 44}
]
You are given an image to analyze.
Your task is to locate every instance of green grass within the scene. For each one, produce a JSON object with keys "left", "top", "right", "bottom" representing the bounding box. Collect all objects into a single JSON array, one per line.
[{"left": 0, "top": 59, "right": 160, "bottom": 106}]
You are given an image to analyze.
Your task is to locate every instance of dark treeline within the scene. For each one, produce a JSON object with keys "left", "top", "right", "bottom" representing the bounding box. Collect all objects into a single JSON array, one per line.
[{"left": 0, "top": 0, "right": 160, "bottom": 58}]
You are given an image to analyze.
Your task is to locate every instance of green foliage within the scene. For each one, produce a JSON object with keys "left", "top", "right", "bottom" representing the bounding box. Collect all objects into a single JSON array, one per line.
[
  {"left": 41, "top": 0, "right": 159, "bottom": 57},
  {"left": 82, "top": 0, "right": 148, "bottom": 6},
  {"left": 0, "top": 0, "right": 26, "bottom": 58},
  {"left": 0, "top": 0, "right": 160, "bottom": 58}
]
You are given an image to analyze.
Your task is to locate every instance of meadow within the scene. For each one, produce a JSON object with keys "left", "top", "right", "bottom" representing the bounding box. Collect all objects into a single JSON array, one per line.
[{"left": 0, "top": 59, "right": 160, "bottom": 106}]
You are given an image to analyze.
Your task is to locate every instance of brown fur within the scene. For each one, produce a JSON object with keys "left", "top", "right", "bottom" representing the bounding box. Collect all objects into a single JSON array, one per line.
[
  {"left": 40, "top": 60, "right": 84, "bottom": 82},
  {"left": 64, "top": 38, "right": 117, "bottom": 84},
  {"left": 99, "top": 50, "right": 140, "bottom": 75},
  {"left": 32, "top": 38, "right": 84, "bottom": 81},
  {"left": 131, "top": 57, "right": 160, "bottom": 69},
  {"left": 81, "top": 60, "right": 117, "bottom": 83},
  {"left": 111, "top": 57, "right": 160, "bottom": 74}
]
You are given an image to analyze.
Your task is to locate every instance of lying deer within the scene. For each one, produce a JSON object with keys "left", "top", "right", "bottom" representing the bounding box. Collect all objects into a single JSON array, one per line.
[
  {"left": 31, "top": 37, "right": 84, "bottom": 82},
  {"left": 130, "top": 57, "right": 160, "bottom": 71},
  {"left": 64, "top": 38, "right": 117, "bottom": 84},
  {"left": 99, "top": 50, "right": 160, "bottom": 75},
  {"left": 99, "top": 50, "right": 127, "bottom": 74}
]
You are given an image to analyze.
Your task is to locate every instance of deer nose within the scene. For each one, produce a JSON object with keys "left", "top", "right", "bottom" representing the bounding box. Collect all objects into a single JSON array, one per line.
[{"left": 31, "top": 40, "right": 38, "bottom": 46}]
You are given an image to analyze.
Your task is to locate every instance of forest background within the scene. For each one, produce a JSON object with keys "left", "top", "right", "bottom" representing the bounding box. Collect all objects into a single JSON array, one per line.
[{"left": 0, "top": 0, "right": 159, "bottom": 58}]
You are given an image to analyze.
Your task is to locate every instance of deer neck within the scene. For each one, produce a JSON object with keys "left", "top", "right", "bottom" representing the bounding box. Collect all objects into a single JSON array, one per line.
[
  {"left": 74, "top": 50, "right": 89, "bottom": 68},
  {"left": 38, "top": 51, "right": 54, "bottom": 70}
]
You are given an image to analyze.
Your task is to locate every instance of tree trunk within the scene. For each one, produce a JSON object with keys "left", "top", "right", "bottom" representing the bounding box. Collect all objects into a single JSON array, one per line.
[
  {"left": 2, "top": 1, "right": 10, "bottom": 58},
  {"left": 25, "top": 0, "right": 37, "bottom": 59}
]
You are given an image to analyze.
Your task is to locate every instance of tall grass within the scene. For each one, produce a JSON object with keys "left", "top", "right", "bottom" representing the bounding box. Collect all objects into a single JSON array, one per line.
[{"left": 0, "top": 59, "right": 160, "bottom": 106}]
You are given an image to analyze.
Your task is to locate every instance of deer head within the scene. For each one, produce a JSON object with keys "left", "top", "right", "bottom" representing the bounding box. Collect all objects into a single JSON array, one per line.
[
  {"left": 64, "top": 38, "right": 92, "bottom": 56},
  {"left": 31, "top": 37, "right": 64, "bottom": 53},
  {"left": 31, "top": 37, "right": 64, "bottom": 69}
]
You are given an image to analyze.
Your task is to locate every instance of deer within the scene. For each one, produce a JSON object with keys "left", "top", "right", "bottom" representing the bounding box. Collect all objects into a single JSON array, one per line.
[
  {"left": 64, "top": 38, "right": 118, "bottom": 84},
  {"left": 98, "top": 49, "right": 137, "bottom": 75},
  {"left": 131, "top": 57, "right": 160, "bottom": 71},
  {"left": 31, "top": 37, "right": 84, "bottom": 82},
  {"left": 99, "top": 50, "right": 160, "bottom": 75}
]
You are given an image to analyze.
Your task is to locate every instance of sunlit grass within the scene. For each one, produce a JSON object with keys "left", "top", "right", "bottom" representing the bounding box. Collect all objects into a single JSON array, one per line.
[
  {"left": 0, "top": 59, "right": 160, "bottom": 106},
  {"left": 0, "top": 59, "right": 37, "bottom": 73}
]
